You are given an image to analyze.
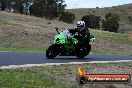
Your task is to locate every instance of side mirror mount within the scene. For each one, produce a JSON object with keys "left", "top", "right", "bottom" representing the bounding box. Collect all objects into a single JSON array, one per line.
[{"left": 55, "top": 27, "right": 60, "bottom": 34}]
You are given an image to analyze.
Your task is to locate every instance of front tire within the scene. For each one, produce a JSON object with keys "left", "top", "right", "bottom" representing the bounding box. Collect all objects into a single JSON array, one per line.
[{"left": 46, "top": 45, "right": 58, "bottom": 59}]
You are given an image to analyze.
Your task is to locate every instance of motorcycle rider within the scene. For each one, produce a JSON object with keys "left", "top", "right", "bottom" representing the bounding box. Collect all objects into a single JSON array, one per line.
[{"left": 69, "top": 21, "right": 90, "bottom": 47}]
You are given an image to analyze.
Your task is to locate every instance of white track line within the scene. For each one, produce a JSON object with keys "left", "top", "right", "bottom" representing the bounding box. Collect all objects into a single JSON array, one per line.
[{"left": 0, "top": 60, "right": 132, "bottom": 70}]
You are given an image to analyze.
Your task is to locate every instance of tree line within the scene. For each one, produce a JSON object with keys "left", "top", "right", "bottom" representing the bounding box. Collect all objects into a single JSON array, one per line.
[
  {"left": 81, "top": 13, "right": 120, "bottom": 33},
  {"left": 0, "top": 0, "right": 120, "bottom": 33},
  {"left": 0, "top": 0, "right": 75, "bottom": 23}
]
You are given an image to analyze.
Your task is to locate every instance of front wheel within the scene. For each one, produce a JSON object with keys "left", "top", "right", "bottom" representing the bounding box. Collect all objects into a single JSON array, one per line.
[{"left": 46, "top": 45, "right": 58, "bottom": 59}]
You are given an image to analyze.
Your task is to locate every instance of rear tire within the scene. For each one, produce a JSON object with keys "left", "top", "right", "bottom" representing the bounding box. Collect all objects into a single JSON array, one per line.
[
  {"left": 76, "top": 44, "right": 91, "bottom": 58},
  {"left": 76, "top": 48, "right": 87, "bottom": 58},
  {"left": 87, "top": 44, "right": 91, "bottom": 53},
  {"left": 46, "top": 45, "right": 58, "bottom": 59}
]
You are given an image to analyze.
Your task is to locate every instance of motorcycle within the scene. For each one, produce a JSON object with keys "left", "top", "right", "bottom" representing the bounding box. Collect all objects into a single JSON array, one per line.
[{"left": 46, "top": 27, "right": 95, "bottom": 59}]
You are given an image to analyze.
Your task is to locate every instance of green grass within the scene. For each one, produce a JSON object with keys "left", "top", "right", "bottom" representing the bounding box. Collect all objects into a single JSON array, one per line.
[
  {"left": 0, "top": 62, "right": 132, "bottom": 88},
  {"left": 94, "top": 30, "right": 132, "bottom": 44},
  {"left": 0, "top": 47, "right": 45, "bottom": 52},
  {"left": 0, "top": 65, "right": 80, "bottom": 88},
  {"left": 0, "top": 47, "right": 119, "bottom": 55},
  {"left": 91, "top": 50, "right": 115, "bottom": 55},
  {"left": 0, "top": 70, "right": 71, "bottom": 88},
  {"left": 90, "top": 30, "right": 132, "bottom": 56}
]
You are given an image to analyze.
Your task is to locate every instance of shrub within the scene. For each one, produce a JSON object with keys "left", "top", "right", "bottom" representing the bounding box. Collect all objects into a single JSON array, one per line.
[
  {"left": 128, "top": 16, "right": 132, "bottom": 23},
  {"left": 0, "top": 0, "right": 6, "bottom": 10},
  {"left": 81, "top": 15, "right": 100, "bottom": 29},
  {"left": 59, "top": 11, "right": 75, "bottom": 24},
  {"left": 102, "top": 13, "right": 120, "bottom": 33}
]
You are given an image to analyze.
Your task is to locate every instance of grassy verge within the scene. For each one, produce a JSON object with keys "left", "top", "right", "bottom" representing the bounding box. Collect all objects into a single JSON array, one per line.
[
  {"left": 91, "top": 50, "right": 116, "bottom": 55},
  {"left": 0, "top": 62, "right": 132, "bottom": 88},
  {"left": 90, "top": 30, "right": 132, "bottom": 56},
  {"left": 0, "top": 47, "right": 121, "bottom": 55},
  {"left": 92, "top": 29, "right": 132, "bottom": 44},
  {"left": 0, "top": 47, "right": 45, "bottom": 52},
  {"left": 0, "top": 47, "right": 131, "bottom": 56},
  {"left": 0, "top": 69, "right": 70, "bottom": 88}
]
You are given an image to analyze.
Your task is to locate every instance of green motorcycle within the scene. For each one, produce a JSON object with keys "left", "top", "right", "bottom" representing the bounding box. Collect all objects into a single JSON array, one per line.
[{"left": 46, "top": 27, "right": 95, "bottom": 59}]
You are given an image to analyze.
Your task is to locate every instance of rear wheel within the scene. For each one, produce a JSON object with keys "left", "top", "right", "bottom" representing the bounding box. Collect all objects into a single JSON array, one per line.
[
  {"left": 87, "top": 44, "right": 91, "bottom": 54},
  {"left": 76, "top": 44, "right": 91, "bottom": 58},
  {"left": 46, "top": 45, "right": 58, "bottom": 59},
  {"left": 76, "top": 48, "right": 87, "bottom": 58}
]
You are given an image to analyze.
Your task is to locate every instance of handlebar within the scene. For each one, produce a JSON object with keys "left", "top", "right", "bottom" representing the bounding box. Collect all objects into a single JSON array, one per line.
[{"left": 55, "top": 27, "right": 60, "bottom": 34}]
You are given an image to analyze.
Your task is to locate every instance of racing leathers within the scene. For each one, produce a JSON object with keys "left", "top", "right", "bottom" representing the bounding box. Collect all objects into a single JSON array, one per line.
[{"left": 68, "top": 27, "right": 90, "bottom": 47}]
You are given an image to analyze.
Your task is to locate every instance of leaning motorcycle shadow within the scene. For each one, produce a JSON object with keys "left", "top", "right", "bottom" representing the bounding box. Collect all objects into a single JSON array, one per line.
[
  {"left": 45, "top": 54, "right": 132, "bottom": 62},
  {"left": 53, "top": 56, "right": 88, "bottom": 59},
  {"left": 53, "top": 57, "right": 89, "bottom": 60},
  {"left": 47, "top": 56, "right": 111, "bottom": 61}
]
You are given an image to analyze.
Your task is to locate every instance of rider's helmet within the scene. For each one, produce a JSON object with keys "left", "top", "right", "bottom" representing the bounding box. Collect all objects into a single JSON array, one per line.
[{"left": 76, "top": 21, "right": 85, "bottom": 31}]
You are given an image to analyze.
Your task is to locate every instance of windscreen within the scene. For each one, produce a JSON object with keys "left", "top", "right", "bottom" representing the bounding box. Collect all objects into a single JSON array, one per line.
[{"left": 60, "top": 29, "right": 71, "bottom": 38}]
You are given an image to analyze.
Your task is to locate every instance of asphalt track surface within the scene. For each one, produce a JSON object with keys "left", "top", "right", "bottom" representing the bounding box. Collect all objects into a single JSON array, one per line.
[{"left": 0, "top": 52, "right": 132, "bottom": 66}]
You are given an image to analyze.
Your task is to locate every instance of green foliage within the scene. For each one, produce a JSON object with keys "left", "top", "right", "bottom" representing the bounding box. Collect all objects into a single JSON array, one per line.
[
  {"left": 102, "top": 13, "right": 120, "bottom": 33},
  {"left": 81, "top": 15, "right": 100, "bottom": 29},
  {"left": 1, "top": 0, "right": 24, "bottom": 13},
  {"left": 59, "top": 11, "right": 75, "bottom": 24},
  {"left": 31, "top": 0, "right": 66, "bottom": 19},
  {"left": 14, "top": 0, "right": 24, "bottom": 14},
  {"left": 3, "top": 0, "right": 11, "bottom": 9},
  {"left": 0, "top": 0, "right": 6, "bottom": 10},
  {"left": 105, "top": 13, "right": 120, "bottom": 21},
  {"left": 96, "top": 7, "right": 99, "bottom": 9},
  {"left": 128, "top": 16, "right": 132, "bottom": 23}
]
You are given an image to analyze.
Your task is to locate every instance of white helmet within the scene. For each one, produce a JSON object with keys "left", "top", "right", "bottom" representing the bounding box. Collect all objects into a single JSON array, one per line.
[{"left": 76, "top": 21, "right": 85, "bottom": 29}]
